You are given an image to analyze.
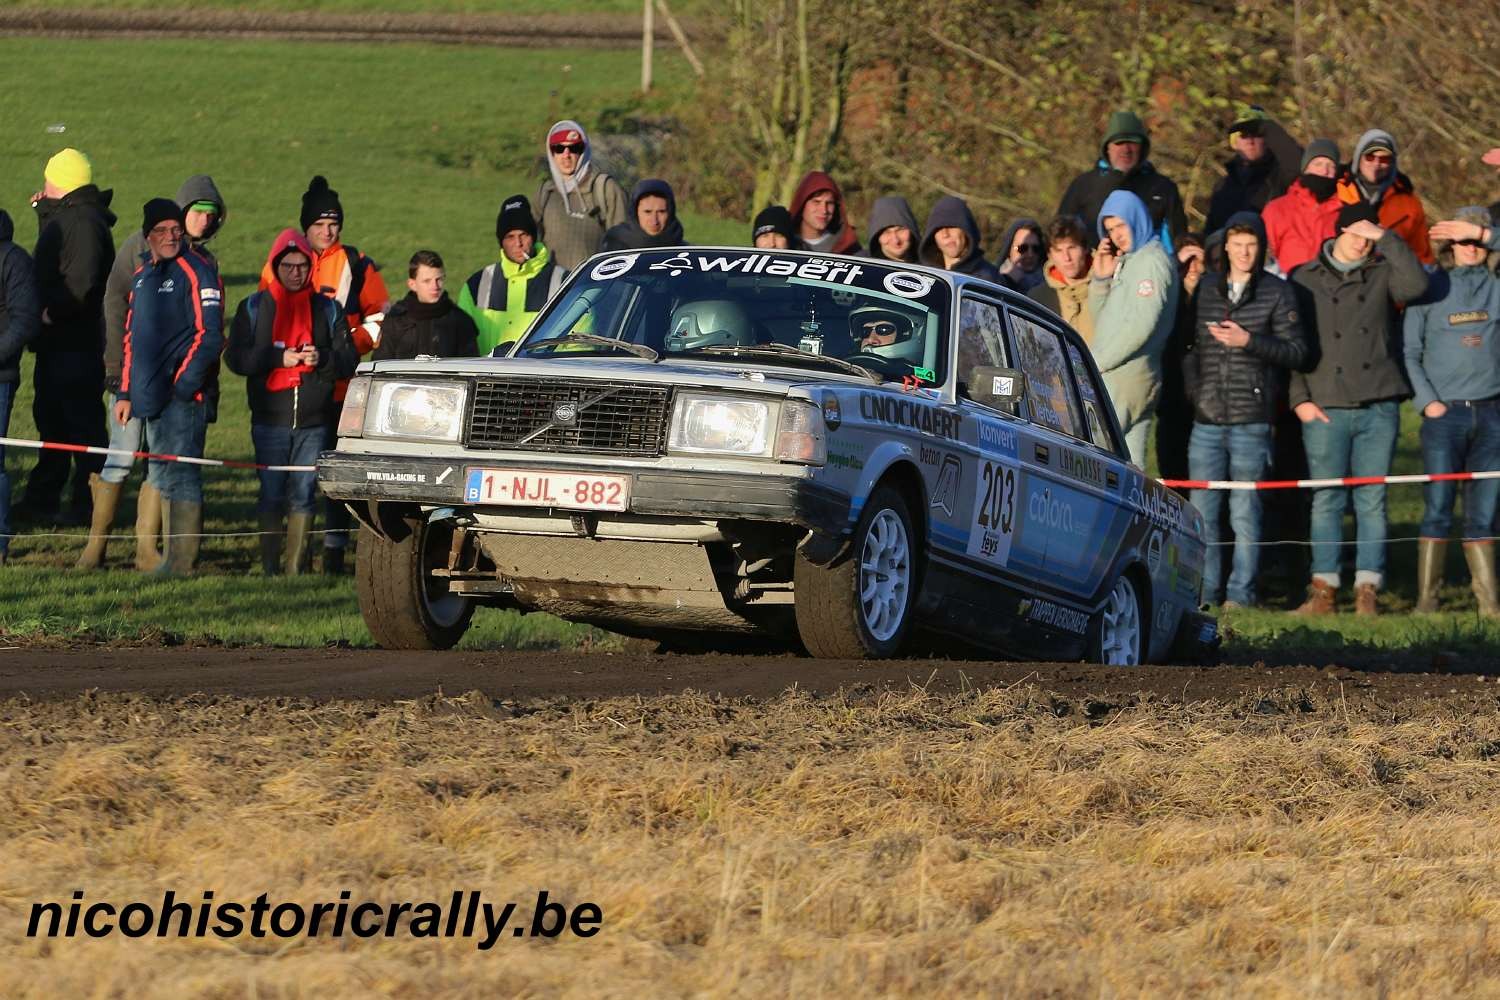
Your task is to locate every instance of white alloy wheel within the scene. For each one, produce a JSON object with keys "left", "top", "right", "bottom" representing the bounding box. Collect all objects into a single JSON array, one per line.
[
  {"left": 1098, "top": 575, "right": 1142, "bottom": 665},
  {"left": 858, "top": 508, "right": 911, "bottom": 642}
]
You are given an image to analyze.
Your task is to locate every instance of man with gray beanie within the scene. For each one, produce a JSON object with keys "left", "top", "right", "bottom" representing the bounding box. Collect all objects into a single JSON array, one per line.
[
  {"left": 1263, "top": 138, "right": 1343, "bottom": 275},
  {"left": 1334, "top": 129, "right": 1433, "bottom": 264}
]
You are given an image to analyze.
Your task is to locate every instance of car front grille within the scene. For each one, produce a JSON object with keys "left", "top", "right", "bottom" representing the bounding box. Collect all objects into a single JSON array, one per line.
[{"left": 467, "top": 377, "right": 672, "bottom": 457}]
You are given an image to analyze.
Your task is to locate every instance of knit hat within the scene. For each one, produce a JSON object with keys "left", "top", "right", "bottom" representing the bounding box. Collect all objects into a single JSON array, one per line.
[
  {"left": 141, "top": 197, "right": 185, "bottom": 237},
  {"left": 752, "top": 205, "right": 794, "bottom": 243},
  {"left": 495, "top": 194, "right": 537, "bottom": 242},
  {"left": 1301, "top": 138, "right": 1340, "bottom": 172},
  {"left": 44, "top": 148, "right": 92, "bottom": 194},
  {"left": 299, "top": 175, "right": 343, "bottom": 231},
  {"left": 1335, "top": 202, "right": 1381, "bottom": 234}
]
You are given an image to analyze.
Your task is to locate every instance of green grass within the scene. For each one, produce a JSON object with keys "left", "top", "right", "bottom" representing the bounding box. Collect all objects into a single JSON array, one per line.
[{"left": 0, "top": 0, "right": 696, "bottom": 15}]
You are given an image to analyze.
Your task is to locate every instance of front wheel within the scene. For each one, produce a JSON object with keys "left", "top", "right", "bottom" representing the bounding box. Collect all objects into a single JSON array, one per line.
[
  {"left": 355, "top": 520, "right": 475, "bottom": 650},
  {"left": 1090, "top": 573, "right": 1144, "bottom": 665},
  {"left": 794, "top": 485, "right": 917, "bottom": 658}
]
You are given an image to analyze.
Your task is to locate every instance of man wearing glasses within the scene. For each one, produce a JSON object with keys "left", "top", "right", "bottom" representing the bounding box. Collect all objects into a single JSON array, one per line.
[
  {"left": 1335, "top": 130, "right": 1434, "bottom": 264},
  {"left": 536, "top": 120, "right": 628, "bottom": 271}
]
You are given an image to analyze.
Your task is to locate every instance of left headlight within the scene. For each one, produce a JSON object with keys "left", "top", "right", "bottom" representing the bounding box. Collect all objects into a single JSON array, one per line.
[
  {"left": 669, "top": 394, "right": 773, "bottom": 457},
  {"left": 366, "top": 380, "right": 467, "bottom": 442}
]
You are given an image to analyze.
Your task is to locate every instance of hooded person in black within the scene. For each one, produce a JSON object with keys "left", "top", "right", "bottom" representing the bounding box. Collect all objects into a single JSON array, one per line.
[
  {"left": 600, "top": 179, "right": 686, "bottom": 252},
  {"left": 1056, "top": 110, "right": 1188, "bottom": 250},
  {"left": 919, "top": 196, "right": 1001, "bottom": 283},
  {"left": 751, "top": 205, "right": 794, "bottom": 249},
  {"left": 994, "top": 217, "right": 1048, "bottom": 292},
  {"left": 862, "top": 196, "right": 921, "bottom": 263},
  {"left": 1202, "top": 108, "right": 1303, "bottom": 237},
  {"left": 0, "top": 210, "right": 40, "bottom": 561}
]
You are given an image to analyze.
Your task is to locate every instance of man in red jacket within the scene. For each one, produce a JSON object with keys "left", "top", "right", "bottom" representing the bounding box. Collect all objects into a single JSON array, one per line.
[{"left": 1262, "top": 139, "right": 1342, "bottom": 276}]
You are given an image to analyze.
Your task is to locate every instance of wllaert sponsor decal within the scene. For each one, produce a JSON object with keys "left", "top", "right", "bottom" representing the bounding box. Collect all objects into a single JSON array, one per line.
[
  {"left": 646, "top": 251, "right": 867, "bottom": 285},
  {"left": 859, "top": 392, "right": 963, "bottom": 439}
]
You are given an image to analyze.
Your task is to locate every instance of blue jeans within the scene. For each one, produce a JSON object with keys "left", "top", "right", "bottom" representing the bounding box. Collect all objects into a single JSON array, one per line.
[
  {"left": 1419, "top": 401, "right": 1500, "bottom": 540},
  {"left": 1302, "top": 400, "right": 1399, "bottom": 587},
  {"left": 0, "top": 380, "right": 14, "bottom": 554},
  {"left": 251, "top": 423, "right": 322, "bottom": 515},
  {"left": 1188, "top": 422, "right": 1272, "bottom": 605},
  {"left": 102, "top": 392, "right": 150, "bottom": 486},
  {"left": 145, "top": 398, "right": 208, "bottom": 503}
]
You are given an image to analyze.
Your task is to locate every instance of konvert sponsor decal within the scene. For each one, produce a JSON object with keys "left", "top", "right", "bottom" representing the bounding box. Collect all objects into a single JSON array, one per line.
[
  {"left": 976, "top": 419, "right": 1018, "bottom": 457},
  {"left": 859, "top": 392, "right": 963, "bottom": 440}
]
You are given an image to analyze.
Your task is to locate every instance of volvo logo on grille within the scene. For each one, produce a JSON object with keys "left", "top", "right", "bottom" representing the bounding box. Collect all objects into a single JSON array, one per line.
[{"left": 553, "top": 402, "right": 579, "bottom": 425}]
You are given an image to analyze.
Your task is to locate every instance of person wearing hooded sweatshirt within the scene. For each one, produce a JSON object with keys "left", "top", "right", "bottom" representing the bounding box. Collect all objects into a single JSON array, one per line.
[
  {"left": 995, "top": 218, "right": 1048, "bottom": 293},
  {"left": 1335, "top": 129, "right": 1434, "bottom": 265},
  {"left": 1403, "top": 208, "right": 1500, "bottom": 617},
  {"left": 536, "top": 120, "right": 629, "bottom": 272},
  {"left": 600, "top": 179, "right": 687, "bottom": 252},
  {"left": 919, "top": 196, "right": 1001, "bottom": 283},
  {"left": 376, "top": 250, "right": 479, "bottom": 362},
  {"left": 227, "top": 229, "right": 358, "bottom": 576},
  {"left": 1087, "top": 189, "right": 1180, "bottom": 467},
  {"left": 1262, "top": 139, "right": 1343, "bottom": 276},
  {"left": 789, "top": 171, "right": 862, "bottom": 255},
  {"left": 0, "top": 210, "right": 41, "bottom": 564},
  {"left": 862, "top": 197, "right": 920, "bottom": 263},
  {"left": 1057, "top": 111, "right": 1188, "bottom": 251},
  {"left": 19, "top": 148, "right": 115, "bottom": 527},
  {"left": 1289, "top": 202, "right": 1428, "bottom": 616},
  {"left": 1182, "top": 212, "right": 1309, "bottom": 609},
  {"left": 1029, "top": 215, "right": 1094, "bottom": 342},
  {"left": 1202, "top": 108, "right": 1303, "bottom": 238},
  {"left": 459, "top": 194, "right": 568, "bottom": 356},
  {"left": 86, "top": 174, "right": 227, "bottom": 571},
  {"left": 751, "top": 205, "right": 794, "bottom": 249},
  {"left": 119, "top": 198, "right": 224, "bottom": 576}
]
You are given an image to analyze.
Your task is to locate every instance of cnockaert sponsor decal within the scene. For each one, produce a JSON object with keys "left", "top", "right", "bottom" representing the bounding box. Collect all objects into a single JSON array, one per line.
[{"left": 859, "top": 392, "right": 963, "bottom": 439}]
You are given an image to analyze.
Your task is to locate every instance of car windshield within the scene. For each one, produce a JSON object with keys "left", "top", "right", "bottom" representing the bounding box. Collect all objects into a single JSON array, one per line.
[{"left": 513, "top": 248, "right": 952, "bottom": 384}]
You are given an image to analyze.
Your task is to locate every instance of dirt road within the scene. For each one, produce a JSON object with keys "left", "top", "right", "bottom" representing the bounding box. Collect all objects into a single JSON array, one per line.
[{"left": 0, "top": 645, "right": 1491, "bottom": 706}]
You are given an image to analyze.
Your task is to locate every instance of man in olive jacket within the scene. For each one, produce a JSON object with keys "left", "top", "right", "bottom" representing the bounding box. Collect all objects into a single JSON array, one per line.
[{"left": 1289, "top": 202, "right": 1428, "bottom": 616}]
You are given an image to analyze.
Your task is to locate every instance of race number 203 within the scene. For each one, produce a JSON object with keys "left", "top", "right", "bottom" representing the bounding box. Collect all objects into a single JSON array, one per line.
[
  {"left": 966, "top": 459, "right": 1016, "bottom": 566},
  {"left": 464, "top": 469, "right": 630, "bottom": 512}
]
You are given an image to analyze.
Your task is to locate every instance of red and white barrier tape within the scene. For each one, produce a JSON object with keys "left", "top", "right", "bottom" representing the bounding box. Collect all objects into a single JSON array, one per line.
[
  {"left": 0, "top": 436, "right": 316, "bottom": 472},
  {"left": 1162, "top": 471, "right": 1500, "bottom": 491}
]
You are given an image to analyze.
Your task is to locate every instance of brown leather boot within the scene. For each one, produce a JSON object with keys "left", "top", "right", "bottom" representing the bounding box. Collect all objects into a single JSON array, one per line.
[
  {"left": 74, "top": 473, "right": 122, "bottom": 570},
  {"left": 134, "top": 482, "right": 163, "bottom": 572},
  {"left": 1415, "top": 538, "right": 1446, "bottom": 613},
  {"left": 1354, "top": 582, "right": 1379, "bottom": 616},
  {"left": 1463, "top": 542, "right": 1500, "bottom": 618},
  {"left": 1294, "top": 578, "right": 1337, "bottom": 615}
]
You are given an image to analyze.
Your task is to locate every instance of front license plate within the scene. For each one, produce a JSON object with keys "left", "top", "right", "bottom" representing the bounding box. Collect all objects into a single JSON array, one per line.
[{"left": 464, "top": 468, "right": 631, "bottom": 511}]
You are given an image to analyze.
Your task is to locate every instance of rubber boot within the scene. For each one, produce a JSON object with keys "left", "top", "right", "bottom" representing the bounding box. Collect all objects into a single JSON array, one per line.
[
  {"left": 1415, "top": 538, "right": 1446, "bottom": 614},
  {"left": 322, "top": 545, "right": 346, "bottom": 576},
  {"left": 74, "top": 473, "right": 123, "bottom": 570},
  {"left": 134, "top": 482, "right": 164, "bottom": 572},
  {"left": 284, "top": 513, "right": 314, "bottom": 576},
  {"left": 1463, "top": 542, "right": 1500, "bottom": 619},
  {"left": 259, "top": 511, "right": 284, "bottom": 576},
  {"left": 154, "top": 501, "right": 203, "bottom": 576}
]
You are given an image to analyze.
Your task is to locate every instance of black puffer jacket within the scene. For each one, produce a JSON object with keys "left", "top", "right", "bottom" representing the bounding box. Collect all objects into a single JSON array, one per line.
[
  {"left": 0, "top": 211, "right": 41, "bottom": 383},
  {"left": 373, "top": 292, "right": 479, "bottom": 361},
  {"left": 32, "top": 183, "right": 116, "bottom": 356},
  {"left": 1184, "top": 213, "right": 1309, "bottom": 424}
]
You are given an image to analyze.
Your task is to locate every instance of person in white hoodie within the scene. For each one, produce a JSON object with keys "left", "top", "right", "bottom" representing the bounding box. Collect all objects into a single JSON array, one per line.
[{"left": 534, "top": 119, "right": 628, "bottom": 271}]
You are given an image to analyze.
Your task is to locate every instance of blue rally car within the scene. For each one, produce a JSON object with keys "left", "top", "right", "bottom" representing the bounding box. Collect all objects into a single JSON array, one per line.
[{"left": 318, "top": 247, "right": 1218, "bottom": 664}]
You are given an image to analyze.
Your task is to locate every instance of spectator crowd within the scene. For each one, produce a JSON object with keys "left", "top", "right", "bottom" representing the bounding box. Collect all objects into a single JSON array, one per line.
[{"left": 2, "top": 111, "right": 1499, "bottom": 620}]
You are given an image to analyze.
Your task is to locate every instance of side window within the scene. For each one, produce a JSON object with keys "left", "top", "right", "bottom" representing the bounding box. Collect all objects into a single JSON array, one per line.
[
  {"left": 956, "top": 297, "right": 1010, "bottom": 410},
  {"left": 1008, "top": 312, "right": 1085, "bottom": 439},
  {"left": 1065, "top": 342, "right": 1123, "bottom": 455}
]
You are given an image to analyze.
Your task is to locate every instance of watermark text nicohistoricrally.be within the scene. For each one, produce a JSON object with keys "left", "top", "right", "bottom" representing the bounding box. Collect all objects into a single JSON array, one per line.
[{"left": 27, "top": 890, "right": 601, "bottom": 951}]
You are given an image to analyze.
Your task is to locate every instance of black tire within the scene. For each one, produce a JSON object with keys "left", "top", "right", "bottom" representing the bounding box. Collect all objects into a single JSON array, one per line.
[
  {"left": 355, "top": 520, "right": 475, "bottom": 650},
  {"left": 794, "top": 485, "right": 917, "bottom": 658},
  {"left": 1088, "top": 571, "right": 1145, "bottom": 666}
]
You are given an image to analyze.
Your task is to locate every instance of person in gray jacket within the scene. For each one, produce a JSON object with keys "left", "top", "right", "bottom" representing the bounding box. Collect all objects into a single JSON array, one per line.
[
  {"left": 1404, "top": 207, "right": 1500, "bottom": 616},
  {"left": 88, "top": 175, "right": 225, "bottom": 571},
  {"left": 862, "top": 197, "right": 920, "bottom": 263},
  {"left": 1290, "top": 202, "right": 1428, "bottom": 616},
  {"left": 535, "top": 120, "right": 628, "bottom": 272}
]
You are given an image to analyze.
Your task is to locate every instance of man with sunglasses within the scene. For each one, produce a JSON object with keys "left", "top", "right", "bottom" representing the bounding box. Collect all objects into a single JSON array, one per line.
[
  {"left": 1203, "top": 106, "right": 1303, "bottom": 238},
  {"left": 996, "top": 218, "right": 1047, "bottom": 293},
  {"left": 536, "top": 120, "right": 628, "bottom": 271},
  {"left": 1334, "top": 130, "right": 1433, "bottom": 264}
]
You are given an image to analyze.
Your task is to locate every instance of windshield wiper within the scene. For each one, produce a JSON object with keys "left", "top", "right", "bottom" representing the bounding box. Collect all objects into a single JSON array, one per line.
[
  {"left": 525, "top": 333, "right": 659, "bottom": 362},
  {"left": 676, "top": 344, "right": 881, "bottom": 383}
]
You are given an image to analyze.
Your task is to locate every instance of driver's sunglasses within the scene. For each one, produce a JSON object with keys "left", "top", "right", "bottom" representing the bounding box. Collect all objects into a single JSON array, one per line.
[
  {"left": 550, "top": 142, "right": 586, "bottom": 155},
  {"left": 862, "top": 322, "right": 899, "bottom": 338}
]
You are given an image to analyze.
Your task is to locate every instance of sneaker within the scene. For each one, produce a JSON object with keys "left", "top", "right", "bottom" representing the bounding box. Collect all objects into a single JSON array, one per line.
[
  {"left": 1354, "top": 583, "right": 1379, "bottom": 617},
  {"left": 1293, "top": 579, "right": 1337, "bottom": 615}
]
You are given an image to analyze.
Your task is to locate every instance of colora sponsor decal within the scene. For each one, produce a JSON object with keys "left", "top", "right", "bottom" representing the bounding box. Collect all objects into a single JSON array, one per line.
[
  {"left": 859, "top": 393, "right": 963, "bottom": 439},
  {"left": 884, "top": 271, "right": 936, "bottom": 298},
  {"left": 590, "top": 254, "right": 639, "bottom": 281},
  {"left": 649, "top": 252, "right": 866, "bottom": 285}
]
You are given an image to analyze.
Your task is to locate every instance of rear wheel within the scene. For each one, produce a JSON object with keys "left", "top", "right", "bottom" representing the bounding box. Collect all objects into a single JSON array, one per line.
[
  {"left": 794, "top": 485, "right": 916, "bottom": 658},
  {"left": 355, "top": 519, "right": 475, "bottom": 650},
  {"left": 1090, "top": 573, "right": 1143, "bottom": 665}
]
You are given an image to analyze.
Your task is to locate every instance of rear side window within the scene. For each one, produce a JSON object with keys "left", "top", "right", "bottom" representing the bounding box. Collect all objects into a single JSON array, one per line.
[
  {"left": 1065, "top": 342, "right": 1122, "bottom": 455},
  {"left": 956, "top": 297, "right": 1018, "bottom": 414},
  {"left": 1008, "top": 313, "right": 1084, "bottom": 439}
]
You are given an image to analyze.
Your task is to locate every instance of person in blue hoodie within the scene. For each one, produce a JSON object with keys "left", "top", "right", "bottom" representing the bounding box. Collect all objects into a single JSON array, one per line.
[
  {"left": 1405, "top": 207, "right": 1500, "bottom": 617},
  {"left": 118, "top": 198, "right": 224, "bottom": 575},
  {"left": 1088, "top": 189, "right": 1179, "bottom": 467}
]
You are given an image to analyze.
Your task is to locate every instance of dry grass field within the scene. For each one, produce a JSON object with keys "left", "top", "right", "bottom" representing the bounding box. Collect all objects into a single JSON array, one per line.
[{"left": 4, "top": 676, "right": 1500, "bottom": 997}]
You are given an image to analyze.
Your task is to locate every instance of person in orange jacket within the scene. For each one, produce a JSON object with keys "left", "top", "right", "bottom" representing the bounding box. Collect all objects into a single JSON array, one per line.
[
  {"left": 259, "top": 175, "right": 390, "bottom": 574},
  {"left": 1335, "top": 130, "right": 1434, "bottom": 265}
]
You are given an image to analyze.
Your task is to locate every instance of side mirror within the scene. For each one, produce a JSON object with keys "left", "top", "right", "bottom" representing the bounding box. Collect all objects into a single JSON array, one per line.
[{"left": 969, "top": 366, "right": 1026, "bottom": 408}]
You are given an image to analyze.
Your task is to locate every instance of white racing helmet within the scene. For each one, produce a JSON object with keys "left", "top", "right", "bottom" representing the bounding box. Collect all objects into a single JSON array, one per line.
[
  {"left": 665, "top": 299, "right": 754, "bottom": 351},
  {"left": 848, "top": 305, "right": 921, "bottom": 364}
]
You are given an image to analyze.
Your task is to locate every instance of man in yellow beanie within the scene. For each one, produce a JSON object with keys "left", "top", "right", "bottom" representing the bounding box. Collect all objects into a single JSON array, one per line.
[{"left": 15, "top": 148, "right": 115, "bottom": 526}]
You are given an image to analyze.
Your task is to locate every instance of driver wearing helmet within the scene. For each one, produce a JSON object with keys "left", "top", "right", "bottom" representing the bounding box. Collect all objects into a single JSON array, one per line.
[{"left": 849, "top": 305, "right": 916, "bottom": 353}]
